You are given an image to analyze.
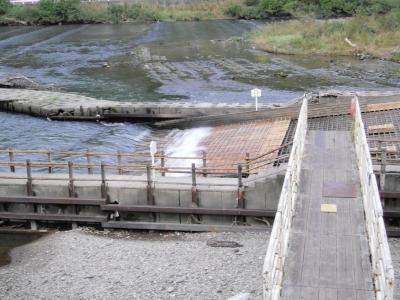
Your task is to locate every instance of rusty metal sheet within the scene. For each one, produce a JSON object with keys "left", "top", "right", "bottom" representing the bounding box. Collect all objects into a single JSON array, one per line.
[{"left": 322, "top": 181, "right": 357, "bottom": 198}]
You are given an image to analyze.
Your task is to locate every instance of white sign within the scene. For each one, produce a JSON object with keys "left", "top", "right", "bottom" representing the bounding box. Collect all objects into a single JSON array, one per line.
[
  {"left": 150, "top": 141, "right": 157, "bottom": 156},
  {"left": 251, "top": 88, "right": 261, "bottom": 98},
  {"left": 251, "top": 88, "right": 262, "bottom": 111},
  {"left": 149, "top": 141, "right": 157, "bottom": 180}
]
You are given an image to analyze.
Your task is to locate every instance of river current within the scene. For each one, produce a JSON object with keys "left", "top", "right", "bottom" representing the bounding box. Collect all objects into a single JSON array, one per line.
[{"left": 0, "top": 20, "right": 400, "bottom": 152}]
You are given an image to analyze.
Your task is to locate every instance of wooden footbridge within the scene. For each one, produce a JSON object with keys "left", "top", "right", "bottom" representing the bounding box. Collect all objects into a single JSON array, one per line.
[{"left": 263, "top": 96, "right": 394, "bottom": 300}]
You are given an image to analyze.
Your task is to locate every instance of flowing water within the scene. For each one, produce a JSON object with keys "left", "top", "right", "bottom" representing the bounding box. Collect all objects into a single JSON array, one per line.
[{"left": 1, "top": 20, "right": 400, "bottom": 152}]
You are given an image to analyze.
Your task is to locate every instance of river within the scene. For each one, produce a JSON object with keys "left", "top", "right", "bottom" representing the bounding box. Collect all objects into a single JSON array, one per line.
[{"left": 1, "top": 20, "right": 400, "bottom": 152}]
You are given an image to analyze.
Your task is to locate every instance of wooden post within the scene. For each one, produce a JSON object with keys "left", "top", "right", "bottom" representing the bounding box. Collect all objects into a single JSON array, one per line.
[
  {"left": 146, "top": 165, "right": 154, "bottom": 206},
  {"left": 238, "top": 164, "right": 243, "bottom": 190},
  {"left": 161, "top": 151, "right": 165, "bottom": 177},
  {"left": 202, "top": 151, "right": 207, "bottom": 177},
  {"left": 101, "top": 162, "right": 108, "bottom": 203},
  {"left": 146, "top": 164, "right": 155, "bottom": 221},
  {"left": 26, "top": 160, "right": 33, "bottom": 196},
  {"left": 237, "top": 164, "right": 246, "bottom": 224},
  {"left": 86, "top": 150, "right": 92, "bottom": 175},
  {"left": 8, "top": 147, "right": 15, "bottom": 173},
  {"left": 191, "top": 163, "right": 198, "bottom": 206},
  {"left": 47, "top": 151, "right": 52, "bottom": 174},
  {"left": 245, "top": 152, "right": 250, "bottom": 175},
  {"left": 68, "top": 161, "right": 78, "bottom": 229},
  {"left": 117, "top": 151, "right": 123, "bottom": 175},
  {"left": 68, "top": 161, "right": 76, "bottom": 198},
  {"left": 26, "top": 159, "right": 37, "bottom": 230}
]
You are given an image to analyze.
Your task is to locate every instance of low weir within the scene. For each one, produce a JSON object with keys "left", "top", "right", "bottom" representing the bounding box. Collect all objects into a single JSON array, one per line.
[{"left": 0, "top": 88, "right": 275, "bottom": 122}]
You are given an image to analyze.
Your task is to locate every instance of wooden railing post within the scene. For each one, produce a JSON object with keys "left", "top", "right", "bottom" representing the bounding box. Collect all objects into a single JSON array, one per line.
[
  {"left": 26, "top": 159, "right": 33, "bottom": 196},
  {"left": 8, "top": 147, "right": 15, "bottom": 173},
  {"left": 47, "top": 151, "right": 53, "bottom": 174},
  {"left": 100, "top": 162, "right": 108, "bottom": 203},
  {"left": 86, "top": 150, "right": 92, "bottom": 175},
  {"left": 202, "top": 151, "right": 207, "bottom": 177},
  {"left": 26, "top": 159, "right": 37, "bottom": 230},
  {"left": 245, "top": 152, "right": 250, "bottom": 175},
  {"left": 117, "top": 151, "right": 123, "bottom": 175},
  {"left": 146, "top": 165, "right": 154, "bottom": 206},
  {"left": 146, "top": 164, "right": 156, "bottom": 221},
  {"left": 161, "top": 151, "right": 165, "bottom": 177},
  {"left": 237, "top": 164, "right": 245, "bottom": 209},
  {"left": 68, "top": 161, "right": 76, "bottom": 198},
  {"left": 191, "top": 163, "right": 198, "bottom": 206},
  {"left": 68, "top": 161, "right": 78, "bottom": 229}
]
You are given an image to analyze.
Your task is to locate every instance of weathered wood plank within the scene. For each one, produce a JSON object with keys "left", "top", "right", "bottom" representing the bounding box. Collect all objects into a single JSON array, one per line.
[
  {"left": 281, "top": 130, "right": 374, "bottom": 297},
  {"left": 319, "top": 287, "right": 338, "bottom": 300},
  {"left": 319, "top": 235, "right": 337, "bottom": 287}
]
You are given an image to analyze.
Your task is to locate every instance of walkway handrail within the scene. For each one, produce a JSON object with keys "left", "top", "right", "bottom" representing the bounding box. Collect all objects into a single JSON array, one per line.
[
  {"left": 262, "top": 95, "right": 308, "bottom": 299},
  {"left": 353, "top": 96, "right": 394, "bottom": 300}
]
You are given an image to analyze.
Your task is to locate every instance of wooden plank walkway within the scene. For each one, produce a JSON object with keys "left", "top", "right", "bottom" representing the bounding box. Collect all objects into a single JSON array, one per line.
[{"left": 281, "top": 130, "right": 375, "bottom": 300}]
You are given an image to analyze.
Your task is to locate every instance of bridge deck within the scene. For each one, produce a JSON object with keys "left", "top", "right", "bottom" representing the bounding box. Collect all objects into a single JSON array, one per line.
[{"left": 281, "top": 130, "right": 375, "bottom": 299}]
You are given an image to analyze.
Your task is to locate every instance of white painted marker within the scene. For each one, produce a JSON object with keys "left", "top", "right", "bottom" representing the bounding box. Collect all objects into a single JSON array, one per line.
[{"left": 251, "top": 88, "right": 262, "bottom": 111}]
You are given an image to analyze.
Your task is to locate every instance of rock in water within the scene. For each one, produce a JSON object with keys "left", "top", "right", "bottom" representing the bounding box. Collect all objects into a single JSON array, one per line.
[{"left": 0, "top": 76, "right": 43, "bottom": 90}]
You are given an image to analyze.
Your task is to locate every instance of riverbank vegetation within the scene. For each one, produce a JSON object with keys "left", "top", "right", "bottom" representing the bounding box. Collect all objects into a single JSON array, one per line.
[
  {"left": 225, "top": 0, "right": 400, "bottom": 19},
  {"left": 0, "top": 0, "right": 236, "bottom": 25},
  {"left": 248, "top": 1, "right": 400, "bottom": 61},
  {"left": 1, "top": 0, "right": 400, "bottom": 25}
]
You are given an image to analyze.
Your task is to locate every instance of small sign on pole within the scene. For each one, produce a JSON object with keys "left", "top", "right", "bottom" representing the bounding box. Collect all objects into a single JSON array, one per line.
[
  {"left": 251, "top": 88, "right": 262, "bottom": 111},
  {"left": 149, "top": 141, "right": 157, "bottom": 180}
]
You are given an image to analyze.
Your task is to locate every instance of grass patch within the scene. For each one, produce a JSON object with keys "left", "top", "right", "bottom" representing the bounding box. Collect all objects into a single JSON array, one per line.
[{"left": 249, "top": 12, "right": 400, "bottom": 60}]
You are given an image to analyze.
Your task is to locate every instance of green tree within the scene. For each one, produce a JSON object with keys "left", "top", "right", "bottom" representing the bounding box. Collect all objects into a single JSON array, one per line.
[
  {"left": 38, "top": 0, "right": 80, "bottom": 24},
  {"left": 0, "top": 0, "right": 11, "bottom": 15}
]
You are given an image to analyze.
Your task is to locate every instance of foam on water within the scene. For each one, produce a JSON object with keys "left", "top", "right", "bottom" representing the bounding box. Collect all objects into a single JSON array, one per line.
[{"left": 165, "top": 127, "right": 211, "bottom": 177}]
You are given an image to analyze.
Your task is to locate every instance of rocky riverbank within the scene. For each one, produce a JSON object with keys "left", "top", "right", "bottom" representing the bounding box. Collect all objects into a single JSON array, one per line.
[
  {"left": 1, "top": 228, "right": 399, "bottom": 299},
  {"left": 0, "top": 228, "right": 267, "bottom": 300}
]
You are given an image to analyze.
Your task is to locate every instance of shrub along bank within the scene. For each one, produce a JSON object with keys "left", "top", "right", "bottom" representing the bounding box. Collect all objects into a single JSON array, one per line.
[
  {"left": 1, "top": 0, "right": 400, "bottom": 25},
  {"left": 0, "top": 0, "right": 236, "bottom": 25},
  {"left": 248, "top": 3, "right": 400, "bottom": 61}
]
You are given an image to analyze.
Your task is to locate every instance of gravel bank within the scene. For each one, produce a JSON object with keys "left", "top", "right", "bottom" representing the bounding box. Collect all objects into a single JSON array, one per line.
[
  {"left": 0, "top": 228, "right": 268, "bottom": 300},
  {"left": 1, "top": 229, "right": 399, "bottom": 299},
  {"left": 389, "top": 238, "right": 400, "bottom": 298}
]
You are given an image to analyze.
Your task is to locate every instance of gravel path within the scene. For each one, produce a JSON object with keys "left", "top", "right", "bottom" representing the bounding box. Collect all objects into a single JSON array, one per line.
[{"left": 0, "top": 228, "right": 268, "bottom": 300}]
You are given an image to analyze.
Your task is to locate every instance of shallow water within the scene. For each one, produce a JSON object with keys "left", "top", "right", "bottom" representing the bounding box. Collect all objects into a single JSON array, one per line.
[
  {"left": 0, "top": 231, "right": 46, "bottom": 267},
  {"left": 0, "top": 20, "right": 400, "bottom": 151}
]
